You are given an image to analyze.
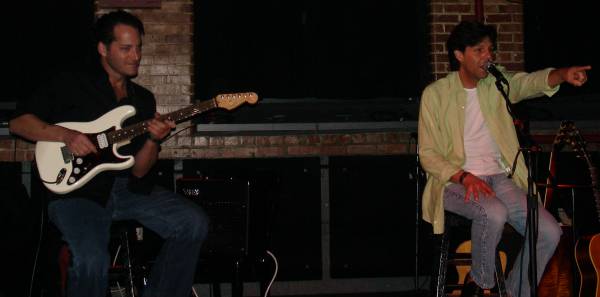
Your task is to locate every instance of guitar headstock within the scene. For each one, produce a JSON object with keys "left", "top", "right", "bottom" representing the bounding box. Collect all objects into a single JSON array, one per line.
[
  {"left": 556, "top": 123, "right": 600, "bottom": 222},
  {"left": 214, "top": 92, "right": 259, "bottom": 110},
  {"left": 556, "top": 120, "right": 589, "bottom": 161}
]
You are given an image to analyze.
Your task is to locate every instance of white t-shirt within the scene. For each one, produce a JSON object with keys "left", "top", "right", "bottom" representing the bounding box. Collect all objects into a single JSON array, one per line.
[{"left": 463, "top": 88, "right": 505, "bottom": 176}]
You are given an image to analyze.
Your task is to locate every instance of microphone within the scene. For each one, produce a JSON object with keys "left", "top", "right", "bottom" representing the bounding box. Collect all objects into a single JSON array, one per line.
[{"left": 485, "top": 61, "right": 508, "bottom": 84}]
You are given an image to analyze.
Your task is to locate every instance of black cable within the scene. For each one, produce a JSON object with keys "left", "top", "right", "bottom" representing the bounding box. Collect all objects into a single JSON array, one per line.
[
  {"left": 410, "top": 133, "right": 422, "bottom": 293},
  {"left": 28, "top": 200, "right": 46, "bottom": 297},
  {"left": 161, "top": 124, "right": 195, "bottom": 143}
]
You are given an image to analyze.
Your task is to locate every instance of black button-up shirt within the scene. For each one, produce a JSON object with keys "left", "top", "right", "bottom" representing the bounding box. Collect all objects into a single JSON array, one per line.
[{"left": 14, "top": 65, "right": 156, "bottom": 204}]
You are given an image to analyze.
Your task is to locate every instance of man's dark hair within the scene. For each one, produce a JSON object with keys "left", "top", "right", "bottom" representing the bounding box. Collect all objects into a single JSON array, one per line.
[
  {"left": 446, "top": 20, "right": 497, "bottom": 71},
  {"left": 94, "top": 10, "right": 145, "bottom": 45}
]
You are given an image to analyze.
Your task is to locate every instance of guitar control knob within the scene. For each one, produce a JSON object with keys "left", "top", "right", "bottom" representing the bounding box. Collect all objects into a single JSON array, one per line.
[
  {"left": 76, "top": 158, "right": 83, "bottom": 165},
  {"left": 73, "top": 168, "right": 81, "bottom": 174},
  {"left": 68, "top": 177, "right": 76, "bottom": 184}
]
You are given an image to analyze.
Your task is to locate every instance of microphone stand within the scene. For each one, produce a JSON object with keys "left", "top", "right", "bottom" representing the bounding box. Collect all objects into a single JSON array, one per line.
[{"left": 495, "top": 78, "right": 539, "bottom": 297}]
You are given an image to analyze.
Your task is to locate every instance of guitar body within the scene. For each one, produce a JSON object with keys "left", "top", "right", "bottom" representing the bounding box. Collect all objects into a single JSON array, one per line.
[
  {"left": 538, "top": 147, "right": 574, "bottom": 297},
  {"left": 34, "top": 92, "right": 259, "bottom": 194},
  {"left": 35, "top": 105, "right": 136, "bottom": 194},
  {"left": 575, "top": 234, "right": 600, "bottom": 297}
]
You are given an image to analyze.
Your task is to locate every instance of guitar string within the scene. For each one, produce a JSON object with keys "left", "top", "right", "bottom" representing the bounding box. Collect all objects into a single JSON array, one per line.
[{"left": 108, "top": 103, "right": 212, "bottom": 145}]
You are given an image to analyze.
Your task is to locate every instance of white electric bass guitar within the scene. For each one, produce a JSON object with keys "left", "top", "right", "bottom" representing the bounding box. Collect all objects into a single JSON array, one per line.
[{"left": 35, "top": 92, "right": 258, "bottom": 194}]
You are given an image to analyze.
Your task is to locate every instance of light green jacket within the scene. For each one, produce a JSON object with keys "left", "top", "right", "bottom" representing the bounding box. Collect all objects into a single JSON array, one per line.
[{"left": 418, "top": 68, "right": 559, "bottom": 234}]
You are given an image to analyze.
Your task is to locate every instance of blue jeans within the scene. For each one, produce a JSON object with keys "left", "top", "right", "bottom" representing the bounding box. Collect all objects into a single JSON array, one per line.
[
  {"left": 443, "top": 174, "right": 561, "bottom": 297},
  {"left": 48, "top": 177, "right": 209, "bottom": 297}
]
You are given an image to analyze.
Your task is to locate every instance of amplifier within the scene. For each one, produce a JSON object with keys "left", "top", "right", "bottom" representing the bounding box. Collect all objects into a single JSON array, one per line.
[{"left": 176, "top": 178, "right": 250, "bottom": 259}]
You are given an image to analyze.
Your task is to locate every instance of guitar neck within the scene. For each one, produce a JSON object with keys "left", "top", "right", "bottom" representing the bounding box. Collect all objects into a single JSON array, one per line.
[
  {"left": 107, "top": 99, "right": 217, "bottom": 144},
  {"left": 555, "top": 120, "right": 600, "bottom": 225}
]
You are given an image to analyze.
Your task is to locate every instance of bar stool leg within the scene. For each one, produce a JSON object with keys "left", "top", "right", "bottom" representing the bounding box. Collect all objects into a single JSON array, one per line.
[
  {"left": 495, "top": 252, "right": 507, "bottom": 297},
  {"left": 431, "top": 231, "right": 450, "bottom": 297},
  {"left": 120, "top": 229, "right": 136, "bottom": 297}
]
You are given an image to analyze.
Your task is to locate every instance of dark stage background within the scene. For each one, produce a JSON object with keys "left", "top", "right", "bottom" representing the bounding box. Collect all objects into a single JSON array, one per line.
[
  {"left": 518, "top": 1, "right": 600, "bottom": 122},
  {"left": 1, "top": 0, "right": 95, "bottom": 104},
  {"left": 193, "top": 0, "right": 431, "bottom": 102}
]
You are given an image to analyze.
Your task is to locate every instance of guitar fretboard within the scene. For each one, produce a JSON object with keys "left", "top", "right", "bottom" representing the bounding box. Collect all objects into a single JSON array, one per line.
[{"left": 106, "top": 99, "right": 217, "bottom": 145}]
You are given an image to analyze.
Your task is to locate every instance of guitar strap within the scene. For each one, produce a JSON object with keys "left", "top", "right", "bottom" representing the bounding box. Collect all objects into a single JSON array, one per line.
[{"left": 544, "top": 139, "right": 558, "bottom": 209}]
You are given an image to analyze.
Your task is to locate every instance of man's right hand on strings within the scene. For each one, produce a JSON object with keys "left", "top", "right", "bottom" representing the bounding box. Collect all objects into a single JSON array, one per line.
[{"left": 63, "top": 129, "right": 98, "bottom": 156}]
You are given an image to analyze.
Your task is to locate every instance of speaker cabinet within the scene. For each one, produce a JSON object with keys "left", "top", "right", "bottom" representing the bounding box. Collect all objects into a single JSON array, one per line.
[
  {"left": 176, "top": 177, "right": 251, "bottom": 283},
  {"left": 183, "top": 158, "right": 322, "bottom": 281},
  {"left": 177, "top": 178, "right": 250, "bottom": 259},
  {"left": 329, "top": 155, "right": 431, "bottom": 278}
]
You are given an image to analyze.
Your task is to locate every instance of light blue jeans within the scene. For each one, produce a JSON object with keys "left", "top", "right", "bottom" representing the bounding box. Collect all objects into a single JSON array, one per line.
[
  {"left": 443, "top": 174, "right": 561, "bottom": 297},
  {"left": 48, "top": 177, "right": 209, "bottom": 297}
]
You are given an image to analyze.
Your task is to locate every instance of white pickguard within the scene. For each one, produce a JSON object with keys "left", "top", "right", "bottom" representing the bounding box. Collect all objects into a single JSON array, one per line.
[{"left": 35, "top": 105, "right": 137, "bottom": 194}]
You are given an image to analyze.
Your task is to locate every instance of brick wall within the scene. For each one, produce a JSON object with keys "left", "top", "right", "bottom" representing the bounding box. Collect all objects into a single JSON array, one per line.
[
  {"left": 98, "top": 1, "right": 196, "bottom": 159},
  {"left": 430, "top": 0, "right": 524, "bottom": 81}
]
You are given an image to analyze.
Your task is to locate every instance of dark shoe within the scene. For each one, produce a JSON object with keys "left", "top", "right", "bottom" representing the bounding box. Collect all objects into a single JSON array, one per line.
[{"left": 460, "top": 280, "right": 485, "bottom": 297}]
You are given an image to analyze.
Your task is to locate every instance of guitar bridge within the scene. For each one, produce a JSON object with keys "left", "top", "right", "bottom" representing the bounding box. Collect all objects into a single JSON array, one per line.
[{"left": 61, "top": 146, "right": 74, "bottom": 164}]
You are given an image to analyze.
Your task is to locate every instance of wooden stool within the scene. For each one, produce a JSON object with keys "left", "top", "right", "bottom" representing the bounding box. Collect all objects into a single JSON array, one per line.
[{"left": 431, "top": 211, "right": 508, "bottom": 297}]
